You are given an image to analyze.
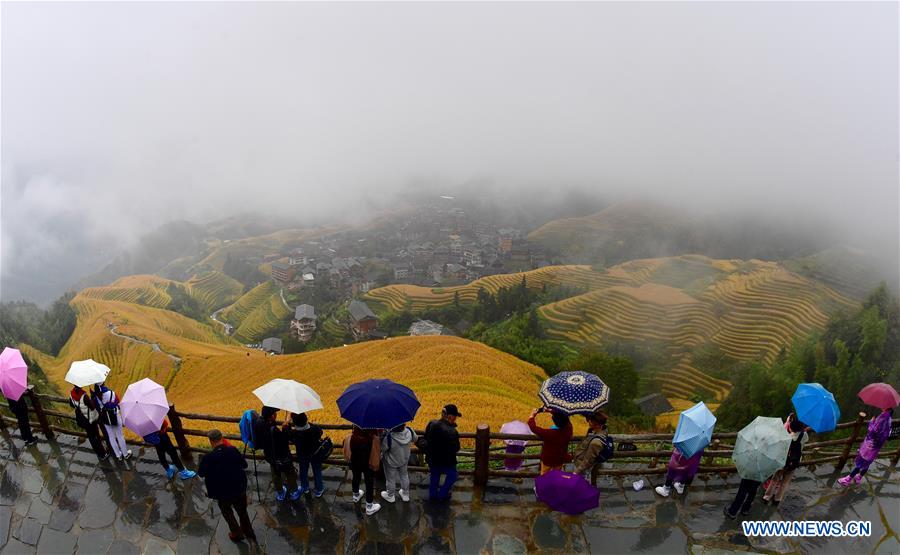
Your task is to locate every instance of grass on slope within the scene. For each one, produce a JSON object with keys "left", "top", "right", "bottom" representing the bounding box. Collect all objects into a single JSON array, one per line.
[
  {"left": 185, "top": 271, "right": 244, "bottom": 313},
  {"left": 80, "top": 272, "right": 245, "bottom": 317},
  {"left": 169, "top": 336, "right": 554, "bottom": 435},
  {"left": 220, "top": 281, "right": 291, "bottom": 342}
]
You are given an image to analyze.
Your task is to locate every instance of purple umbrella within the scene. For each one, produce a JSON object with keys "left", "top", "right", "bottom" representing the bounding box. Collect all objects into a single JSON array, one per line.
[
  {"left": 0, "top": 347, "right": 28, "bottom": 401},
  {"left": 120, "top": 378, "right": 169, "bottom": 437},
  {"left": 535, "top": 470, "right": 600, "bottom": 515}
]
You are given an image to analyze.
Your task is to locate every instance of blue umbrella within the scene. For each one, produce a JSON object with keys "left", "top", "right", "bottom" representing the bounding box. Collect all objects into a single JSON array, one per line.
[
  {"left": 539, "top": 371, "right": 609, "bottom": 415},
  {"left": 337, "top": 379, "right": 420, "bottom": 429},
  {"left": 791, "top": 383, "right": 840, "bottom": 433},
  {"left": 672, "top": 401, "right": 716, "bottom": 458}
]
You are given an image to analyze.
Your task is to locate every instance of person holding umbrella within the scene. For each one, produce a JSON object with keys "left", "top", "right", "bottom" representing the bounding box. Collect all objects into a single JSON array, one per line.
[
  {"left": 66, "top": 359, "right": 112, "bottom": 460},
  {"left": 657, "top": 401, "right": 716, "bottom": 497},
  {"left": 763, "top": 413, "right": 809, "bottom": 505},
  {"left": 424, "top": 404, "right": 462, "bottom": 501},
  {"left": 344, "top": 426, "right": 382, "bottom": 515},
  {"left": 838, "top": 383, "right": 900, "bottom": 486},
  {"left": 655, "top": 447, "right": 703, "bottom": 498},
  {"left": 725, "top": 416, "right": 791, "bottom": 519},
  {"left": 92, "top": 381, "right": 132, "bottom": 461},
  {"left": 1, "top": 347, "right": 36, "bottom": 446},
  {"left": 528, "top": 407, "right": 573, "bottom": 475},
  {"left": 145, "top": 418, "right": 196, "bottom": 480}
]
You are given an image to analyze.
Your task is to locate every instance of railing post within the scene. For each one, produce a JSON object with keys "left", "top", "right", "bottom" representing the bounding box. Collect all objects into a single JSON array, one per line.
[
  {"left": 474, "top": 423, "right": 490, "bottom": 488},
  {"left": 25, "top": 385, "right": 54, "bottom": 440},
  {"left": 890, "top": 444, "right": 900, "bottom": 468},
  {"left": 648, "top": 441, "right": 660, "bottom": 469},
  {"left": 701, "top": 438, "right": 719, "bottom": 477},
  {"left": 837, "top": 412, "right": 866, "bottom": 472},
  {"left": 167, "top": 404, "right": 194, "bottom": 464}
]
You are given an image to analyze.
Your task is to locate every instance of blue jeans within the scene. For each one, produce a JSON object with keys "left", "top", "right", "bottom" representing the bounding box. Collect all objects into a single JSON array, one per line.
[
  {"left": 428, "top": 465, "right": 458, "bottom": 500},
  {"left": 298, "top": 457, "right": 324, "bottom": 493}
]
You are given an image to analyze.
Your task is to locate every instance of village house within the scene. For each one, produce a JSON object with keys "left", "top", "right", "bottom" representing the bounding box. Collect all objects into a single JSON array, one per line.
[
  {"left": 498, "top": 228, "right": 517, "bottom": 254},
  {"left": 291, "top": 304, "right": 317, "bottom": 342},
  {"left": 444, "top": 263, "right": 467, "bottom": 281},
  {"left": 270, "top": 262, "right": 294, "bottom": 284},
  {"left": 393, "top": 263, "right": 412, "bottom": 281},
  {"left": 635, "top": 393, "right": 674, "bottom": 417},
  {"left": 348, "top": 300, "right": 379, "bottom": 340},
  {"left": 260, "top": 337, "right": 283, "bottom": 355},
  {"left": 409, "top": 319, "right": 444, "bottom": 336},
  {"left": 463, "top": 247, "right": 482, "bottom": 267}
]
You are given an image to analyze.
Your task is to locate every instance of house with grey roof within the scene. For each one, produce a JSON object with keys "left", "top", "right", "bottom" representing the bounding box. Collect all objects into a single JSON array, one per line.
[
  {"left": 348, "top": 300, "right": 378, "bottom": 340},
  {"left": 291, "top": 304, "right": 317, "bottom": 342},
  {"left": 260, "top": 337, "right": 283, "bottom": 355},
  {"left": 635, "top": 393, "right": 674, "bottom": 417}
]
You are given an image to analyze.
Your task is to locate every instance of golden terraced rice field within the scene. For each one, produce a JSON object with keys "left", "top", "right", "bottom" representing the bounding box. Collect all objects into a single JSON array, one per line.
[{"left": 219, "top": 281, "right": 292, "bottom": 342}]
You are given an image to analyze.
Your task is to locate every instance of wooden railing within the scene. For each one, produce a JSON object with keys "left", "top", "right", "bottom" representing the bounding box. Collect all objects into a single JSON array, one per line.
[{"left": 2, "top": 386, "right": 898, "bottom": 488}]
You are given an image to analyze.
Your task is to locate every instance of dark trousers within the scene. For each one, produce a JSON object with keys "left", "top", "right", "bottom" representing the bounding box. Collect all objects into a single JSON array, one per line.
[
  {"left": 271, "top": 462, "right": 298, "bottom": 492},
  {"left": 728, "top": 478, "right": 761, "bottom": 516},
  {"left": 218, "top": 495, "right": 255, "bottom": 539},
  {"left": 13, "top": 404, "right": 35, "bottom": 442},
  {"left": 429, "top": 465, "right": 458, "bottom": 500},
  {"left": 351, "top": 466, "right": 375, "bottom": 503},
  {"left": 156, "top": 433, "right": 184, "bottom": 471},
  {"left": 84, "top": 422, "right": 107, "bottom": 459}
]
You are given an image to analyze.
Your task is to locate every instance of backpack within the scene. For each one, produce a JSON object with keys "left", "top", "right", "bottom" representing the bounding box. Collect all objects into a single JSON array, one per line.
[
  {"left": 239, "top": 409, "right": 258, "bottom": 450},
  {"left": 311, "top": 437, "right": 334, "bottom": 463},
  {"left": 598, "top": 434, "right": 615, "bottom": 463}
]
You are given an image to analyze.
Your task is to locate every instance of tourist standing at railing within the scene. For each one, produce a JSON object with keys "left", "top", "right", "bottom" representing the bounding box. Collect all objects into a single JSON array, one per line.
[
  {"left": 69, "top": 385, "right": 109, "bottom": 461},
  {"left": 839, "top": 407, "right": 894, "bottom": 486},
  {"left": 528, "top": 407, "right": 573, "bottom": 475},
  {"left": 724, "top": 477, "right": 761, "bottom": 520},
  {"left": 572, "top": 411, "right": 609, "bottom": 478},
  {"left": 144, "top": 417, "right": 196, "bottom": 480},
  {"left": 380, "top": 422, "right": 417, "bottom": 503},
  {"left": 91, "top": 382, "right": 132, "bottom": 461},
  {"left": 6, "top": 395, "right": 37, "bottom": 447},
  {"left": 198, "top": 429, "right": 256, "bottom": 544},
  {"left": 424, "top": 404, "right": 462, "bottom": 501},
  {"left": 254, "top": 406, "right": 300, "bottom": 501},
  {"left": 290, "top": 412, "right": 325, "bottom": 497},
  {"left": 344, "top": 426, "right": 381, "bottom": 515},
  {"left": 763, "top": 414, "right": 808, "bottom": 504},
  {"left": 655, "top": 446, "right": 703, "bottom": 498}
]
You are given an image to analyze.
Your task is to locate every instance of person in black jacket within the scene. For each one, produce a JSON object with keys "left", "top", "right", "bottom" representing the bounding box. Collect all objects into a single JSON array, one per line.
[
  {"left": 253, "top": 406, "right": 299, "bottom": 502},
  {"left": 424, "top": 404, "right": 462, "bottom": 501},
  {"left": 291, "top": 413, "right": 325, "bottom": 497},
  {"left": 6, "top": 395, "right": 37, "bottom": 446},
  {"left": 198, "top": 429, "right": 256, "bottom": 543}
]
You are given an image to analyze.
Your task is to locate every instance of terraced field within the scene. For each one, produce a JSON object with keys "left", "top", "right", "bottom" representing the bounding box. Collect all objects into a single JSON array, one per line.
[
  {"left": 365, "top": 262, "right": 660, "bottom": 313},
  {"left": 184, "top": 271, "right": 244, "bottom": 313},
  {"left": 219, "top": 281, "right": 292, "bottom": 342},
  {"left": 80, "top": 275, "right": 176, "bottom": 309}
]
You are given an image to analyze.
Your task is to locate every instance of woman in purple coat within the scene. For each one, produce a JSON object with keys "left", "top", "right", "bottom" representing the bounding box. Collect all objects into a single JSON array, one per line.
[
  {"left": 838, "top": 408, "right": 894, "bottom": 486},
  {"left": 655, "top": 446, "right": 703, "bottom": 497}
]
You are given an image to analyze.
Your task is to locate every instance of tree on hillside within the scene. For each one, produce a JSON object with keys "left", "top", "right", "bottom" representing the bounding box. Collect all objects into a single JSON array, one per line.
[{"left": 564, "top": 350, "right": 640, "bottom": 416}]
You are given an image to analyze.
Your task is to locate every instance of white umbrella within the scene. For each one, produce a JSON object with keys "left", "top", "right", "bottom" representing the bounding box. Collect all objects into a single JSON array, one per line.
[
  {"left": 65, "top": 359, "right": 111, "bottom": 388},
  {"left": 253, "top": 378, "right": 322, "bottom": 414}
]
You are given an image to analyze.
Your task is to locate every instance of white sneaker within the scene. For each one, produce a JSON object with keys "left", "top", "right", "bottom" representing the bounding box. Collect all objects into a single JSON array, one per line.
[
  {"left": 399, "top": 489, "right": 410, "bottom": 502},
  {"left": 352, "top": 489, "right": 364, "bottom": 503},
  {"left": 673, "top": 482, "right": 685, "bottom": 495},
  {"left": 654, "top": 485, "right": 671, "bottom": 497},
  {"left": 365, "top": 502, "right": 381, "bottom": 515},
  {"left": 380, "top": 491, "right": 395, "bottom": 503}
]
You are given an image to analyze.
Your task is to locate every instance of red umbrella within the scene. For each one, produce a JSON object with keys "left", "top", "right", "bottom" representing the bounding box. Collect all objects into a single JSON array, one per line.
[{"left": 858, "top": 383, "right": 900, "bottom": 410}]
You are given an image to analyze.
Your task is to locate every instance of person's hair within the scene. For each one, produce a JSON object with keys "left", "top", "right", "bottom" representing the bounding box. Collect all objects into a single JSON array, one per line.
[
  {"left": 207, "top": 429, "right": 223, "bottom": 442},
  {"left": 261, "top": 406, "right": 278, "bottom": 421},
  {"left": 551, "top": 411, "right": 570, "bottom": 428},
  {"left": 789, "top": 418, "right": 806, "bottom": 433},
  {"left": 391, "top": 423, "right": 406, "bottom": 433},
  {"left": 586, "top": 411, "right": 608, "bottom": 427},
  {"left": 291, "top": 413, "right": 308, "bottom": 427}
]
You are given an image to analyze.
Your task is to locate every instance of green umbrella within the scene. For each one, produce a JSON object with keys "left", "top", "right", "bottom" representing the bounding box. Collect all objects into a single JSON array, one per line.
[{"left": 732, "top": 416, "right": 791, "bottom": 482}]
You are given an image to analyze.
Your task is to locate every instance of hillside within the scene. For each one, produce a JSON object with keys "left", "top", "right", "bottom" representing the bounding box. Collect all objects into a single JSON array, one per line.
[
  {"left": 168, "top": 335, "right": 549, "bottom": 433},
  {"left": 80, "top": 271, "right": 244, "bottom": 315},
  {"left": 23, "top": 293, "right": 251, "bottom": 392},
  {"left": 219, "top": 281, "right": 292, "bottom": 342}
]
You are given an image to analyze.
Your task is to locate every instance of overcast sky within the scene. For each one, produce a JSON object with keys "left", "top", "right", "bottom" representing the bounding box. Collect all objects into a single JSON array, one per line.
[{"left": 2, "top": 1, "right": 897, "bottom": 302}]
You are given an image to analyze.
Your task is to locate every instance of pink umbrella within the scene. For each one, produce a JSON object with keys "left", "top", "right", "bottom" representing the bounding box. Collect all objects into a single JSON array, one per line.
[
  {"left": 858, "top": 383, "right": 900, "bottom": 410},
  {"left": 500, "top": 420, "right": 532, "bottom": 471},
  {"left": 120, "top": 378, "right": 170, "bottom": 437},
  {"left": 0, "top": 347, "right": 28, "bottom": 401}
]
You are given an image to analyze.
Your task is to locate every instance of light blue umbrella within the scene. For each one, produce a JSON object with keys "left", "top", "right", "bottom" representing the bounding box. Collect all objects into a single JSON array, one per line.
[
  {"left": 672, "top": 401, "right": 716, "bottom": 458},
  {"left": 791, "top": 383, "right": 840, "bottom": 433},
  {"left": 733, "top": 416, "right": 791, "bottom": 482}
]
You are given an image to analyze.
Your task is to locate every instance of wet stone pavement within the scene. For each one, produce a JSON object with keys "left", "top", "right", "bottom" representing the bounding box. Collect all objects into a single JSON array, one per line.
[{"left": 0, "top": 433, "right": 898, "bottom": 554}]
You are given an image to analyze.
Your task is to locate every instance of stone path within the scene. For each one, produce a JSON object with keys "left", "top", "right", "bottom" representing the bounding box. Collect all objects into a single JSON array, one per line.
[{"left": 0, "top": 432, "right": 897, "bottom": 554}]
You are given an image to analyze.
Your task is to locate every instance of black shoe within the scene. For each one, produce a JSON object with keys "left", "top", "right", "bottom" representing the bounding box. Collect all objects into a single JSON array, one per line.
[
  {"left": 723, "top": 506, "right": 737, "bottom": 520},
  {"left": 23, "top": 438, "right": 37, "bottom": 447},
  {"left": 772, "top": 500, "right": 780, "bottom": 507},
  {"left": 740, "top": 507, "right": 752, "bottom": 516}
]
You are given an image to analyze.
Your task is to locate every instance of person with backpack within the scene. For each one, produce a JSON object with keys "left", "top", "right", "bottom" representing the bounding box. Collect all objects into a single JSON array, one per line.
[
  {"left": 253, "top": 406, "right": 300, "bottom": 501},
  {"left": 423, "top": 404, "right": 462, "bottom": 501},
  {"left": 69, "top": 385, "right": 108, "bottom": 460},
  {"left": 655, "top": 446, "right": 703, "bottom": 497},
  {"left": 6, "top": 394, "right": 37, "bottom": 447},
  {"left": 380, "top": 422, "right": 417, "bottom": 503},
  {"left": 572, "top": 411, "right": 610, "bottom": 478},
  {"left": 528, "top": 406, "right": 573, "bottom": 474},
  {"left": 92, "top": 382, "right": 131, "bottom": 461},
  {"left": 290, "top": 412, "right": 326, "bottom": 497},
  {"left": 198, "top": 429, "right": 256, "bottom": 543},
  {"left": 763, "top": 413, "right": 809, "bottom": 504},
  {"left": 143, "top": 417, "right": 196, "bottom": 480},
  {"left": 344, "top": 426, "right": 381, "bottom": 515}
]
